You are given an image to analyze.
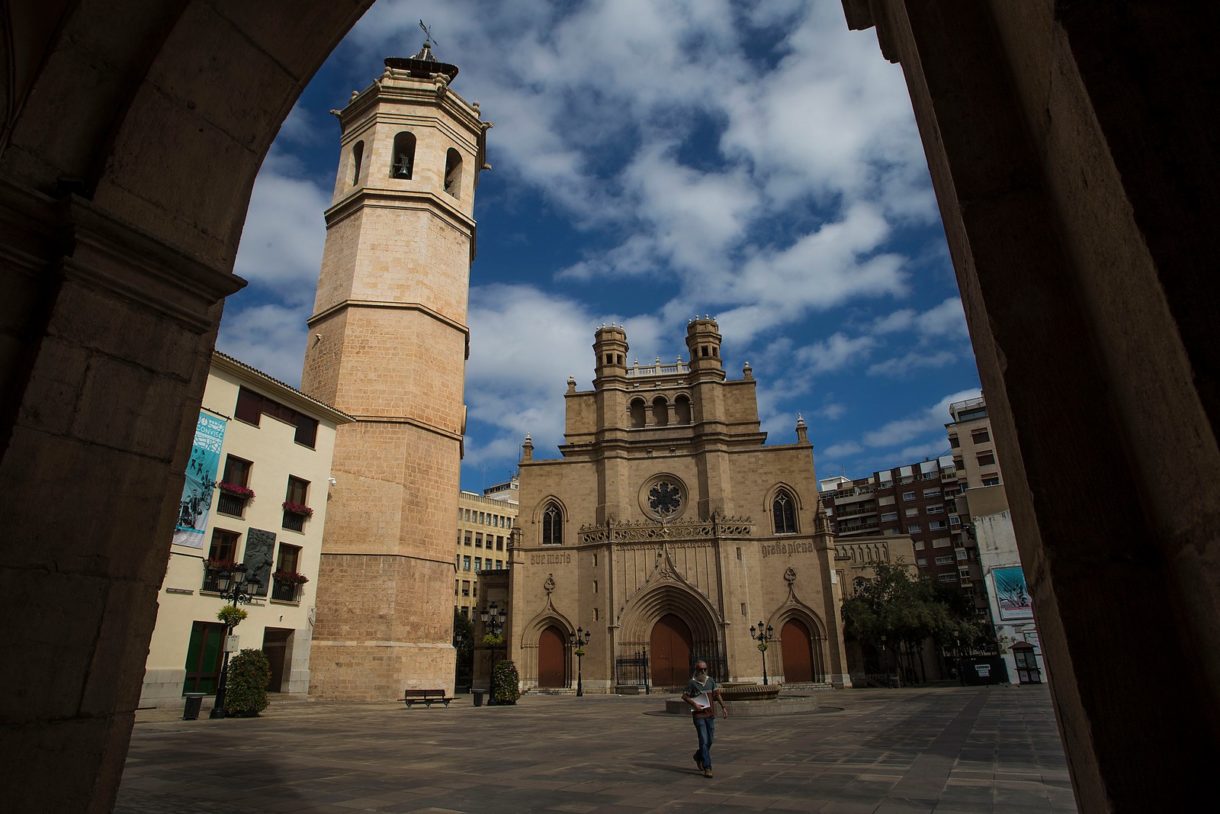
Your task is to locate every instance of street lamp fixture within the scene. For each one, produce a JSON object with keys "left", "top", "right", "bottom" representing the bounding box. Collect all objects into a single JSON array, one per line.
[
  {"left": 748, "top": 621, "right": 776, "bottom": 685},
  {"left": 210, "top": 563, "right": 260, "bottom": 719},
  {"left": 568, "top": 626, "right": 592, "bottom": 697},
  {"left": 480, "top": 600, "right": 508, "bottom": 668}
]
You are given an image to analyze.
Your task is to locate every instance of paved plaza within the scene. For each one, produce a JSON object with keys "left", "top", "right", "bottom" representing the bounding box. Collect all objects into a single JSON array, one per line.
[{"left": 115, "top": 686, "right": 1075, "bottom": 813}]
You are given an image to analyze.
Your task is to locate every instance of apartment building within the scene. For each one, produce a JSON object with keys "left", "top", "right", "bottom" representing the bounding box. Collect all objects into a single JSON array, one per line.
[
  {"left": 819, "top": 455, "right": 983, "bottom": 601},
  {"left": 455, "top": 477, "right": 518, "bottom": 619},
  {"left": 948, "top": 396, "right": 1046, "bottom": 683}
]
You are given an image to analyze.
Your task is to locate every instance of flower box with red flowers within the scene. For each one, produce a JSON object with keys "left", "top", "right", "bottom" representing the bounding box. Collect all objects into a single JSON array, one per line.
[
  {"left": 272, "top": 570, "right": 310, "bottom": 585},
  {"left": 217, "top": 482, "right": 255, "bottom": 499},
  {"left": 281, "top": 501, "right": 314, "bottom": 517}
]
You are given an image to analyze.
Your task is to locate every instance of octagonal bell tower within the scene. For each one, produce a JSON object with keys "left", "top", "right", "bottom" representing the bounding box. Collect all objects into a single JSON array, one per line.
[{"left": 301, "top": 42, "right": 491, "bottom": 700}]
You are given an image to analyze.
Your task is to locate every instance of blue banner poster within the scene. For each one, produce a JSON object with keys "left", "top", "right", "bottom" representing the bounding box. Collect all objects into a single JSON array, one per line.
[
  {"left": 993, "top": 565, "right": 1035, "bottom": 620},
  {"left": 172, "top": 412, "right": 227, "bottom": 548}
]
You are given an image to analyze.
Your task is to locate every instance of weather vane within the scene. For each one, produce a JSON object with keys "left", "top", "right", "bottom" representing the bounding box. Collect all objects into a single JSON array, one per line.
[{"left": 419, "top": 19, "right": 439, "bottom": 49}]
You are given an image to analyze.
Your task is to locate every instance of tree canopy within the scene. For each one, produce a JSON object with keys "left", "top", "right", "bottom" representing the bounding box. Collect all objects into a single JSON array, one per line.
[{"left": 841, "top": 561, "right": 987, "bottom": 651}]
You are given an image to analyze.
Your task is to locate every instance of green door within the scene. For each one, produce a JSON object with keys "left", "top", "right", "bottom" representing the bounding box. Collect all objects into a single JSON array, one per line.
[{"left": 183, "top": 621, "right": 226, "bottom": 694}]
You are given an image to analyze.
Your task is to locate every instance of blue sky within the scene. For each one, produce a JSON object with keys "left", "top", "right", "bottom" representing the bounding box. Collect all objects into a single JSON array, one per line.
[{"left": 219, "top": 0, "right": 982, "bottom": 492}]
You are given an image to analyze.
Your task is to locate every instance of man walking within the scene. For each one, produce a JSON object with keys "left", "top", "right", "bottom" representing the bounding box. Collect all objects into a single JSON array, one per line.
[{"left": 681, "top": 660, "right": 729, "bottom": 777}]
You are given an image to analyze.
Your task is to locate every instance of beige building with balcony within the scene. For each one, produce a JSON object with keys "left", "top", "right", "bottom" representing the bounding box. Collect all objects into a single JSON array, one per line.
[
  {"left": 138, "top": 353, "right": 351, "bottom": 708},
  {"left": 507, "top": 321, "right": 849, "bottom": 693}
]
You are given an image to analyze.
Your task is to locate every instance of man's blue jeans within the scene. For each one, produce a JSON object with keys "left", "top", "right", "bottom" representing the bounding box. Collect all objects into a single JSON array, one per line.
[{"left": 693, "top": 715, "right": 715, "bottom": 768}]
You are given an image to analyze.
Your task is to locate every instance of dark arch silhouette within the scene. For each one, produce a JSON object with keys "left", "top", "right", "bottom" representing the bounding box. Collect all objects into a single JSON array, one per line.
[{"left": 0, "top": 5, "right": 1213, "bottom": 812}]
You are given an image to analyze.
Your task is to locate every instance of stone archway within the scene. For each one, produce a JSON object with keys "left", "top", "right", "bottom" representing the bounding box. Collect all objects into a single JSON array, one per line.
[{"left": 0, "top": 5, "right": 1216, "bottom": 813}]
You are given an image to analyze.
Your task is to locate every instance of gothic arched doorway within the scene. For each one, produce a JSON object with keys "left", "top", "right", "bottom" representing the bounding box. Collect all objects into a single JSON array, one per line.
[
  {"left": 538, "top": 626, "right": 567, "bottom": 688},
  {"left": 781, "top": 619, "right": 815, "bottom": 683},
  {"left": 650, "top": 614, "right": 694, "bottom": 687}
]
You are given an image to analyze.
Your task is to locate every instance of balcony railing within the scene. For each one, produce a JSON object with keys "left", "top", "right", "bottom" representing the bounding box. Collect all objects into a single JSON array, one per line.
[
  {"left": 282, "top": 510, "right": 306, "bottom": 532},
  {"left": 271, "top": 579, "right": 299, "bottom": 602},
  {"left": 217, "top": 492, "right": 248, "bottom": 517}
]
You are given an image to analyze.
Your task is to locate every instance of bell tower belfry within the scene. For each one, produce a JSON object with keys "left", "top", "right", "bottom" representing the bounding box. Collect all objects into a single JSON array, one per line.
[{"left": 301, "top": 42, "right": 490, "bottom": 700}]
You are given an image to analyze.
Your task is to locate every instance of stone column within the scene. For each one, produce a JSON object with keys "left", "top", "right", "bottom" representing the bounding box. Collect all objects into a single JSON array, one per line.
[
  {"left": 0, "top": 187, "right": 243, "bottom": 811},
  {"left": 842, "top": 2, "right": 1220, "bottom": 809}
]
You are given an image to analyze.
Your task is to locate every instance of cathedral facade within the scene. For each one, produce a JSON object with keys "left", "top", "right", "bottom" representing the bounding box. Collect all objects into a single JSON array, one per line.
[{"left": 507, "top": 320, "right": 850, "bottom": 692}]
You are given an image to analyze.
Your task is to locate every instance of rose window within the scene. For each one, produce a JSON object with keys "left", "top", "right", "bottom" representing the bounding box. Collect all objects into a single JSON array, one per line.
[{"left": 648, "top": 481, "right": 683, "bottom": 518}]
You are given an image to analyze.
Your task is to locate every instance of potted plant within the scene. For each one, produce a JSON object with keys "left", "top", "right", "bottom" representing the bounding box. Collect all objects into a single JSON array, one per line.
[
  {"left": 216, "top": 482, "right": 255, "bottom": 499},
  {"left": 223, "top": 648, "right": 271, "bottom": 717},
  {"left": 272, "top": 570, "right": 309, "bottom": 600},
  {"left": 217, "top": 605, "right": 247, "bottom": 628},
  {"left": 492, "top": 660, "right": 521, "bottom": 705},
  {"left": 281, "top": 501, "right": 313, "bottom": 517}
]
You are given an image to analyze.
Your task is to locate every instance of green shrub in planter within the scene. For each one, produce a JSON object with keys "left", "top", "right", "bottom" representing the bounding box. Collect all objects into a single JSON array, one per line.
[
  {"left": 224, "top": 649, "right": 271, "bottom": 717},
  {"left": 492, "top": 660, "right": 521, "bottom": 705}
]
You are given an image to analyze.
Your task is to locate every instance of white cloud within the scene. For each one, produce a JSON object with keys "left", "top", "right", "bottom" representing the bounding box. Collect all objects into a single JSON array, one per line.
[
  {"left": 219, "top": 151, "right": 333, "bottom": 387},
  {"left": 822, "top": 441, "right": 862, "bottom": 458},
  {"left": 867, "top": 349, "right": 957, "bottom": 378},
  {"left": 915, "top": 297, "right": 968, "bottom": 337},
  {"left": 815, "top": 402, "right": 846, "bottom": 421},
  {"left": 216, "top": 303, "right": 309, "bottom": 386},
  {"left": 898, "top": 439, "right": 951, "bottom": 460},
  {"left": 871, "top": 297, "right": 967, "bottom": 340},
  {"left": 794, "top": 332, "right": 877, "bottom": 375},
  {"left": 862, "top": 388, "right": 981, "bottom": 449},
  {"left": 232, "top": 153, "right": 330, "bottom": 303}
]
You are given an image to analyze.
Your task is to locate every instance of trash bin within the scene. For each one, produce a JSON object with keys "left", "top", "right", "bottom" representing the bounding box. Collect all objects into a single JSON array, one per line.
[
  {"left": 182, "top": 693, "right": 207, "bottom": 720},
  {"left": 472, "top": 689, "right": 487, "bottom": 707}
]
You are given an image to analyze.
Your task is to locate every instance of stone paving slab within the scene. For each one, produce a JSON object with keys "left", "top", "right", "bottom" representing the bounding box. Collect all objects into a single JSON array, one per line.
[{"left": 115, "top": 686, "right": 1075, "bottom": 813}]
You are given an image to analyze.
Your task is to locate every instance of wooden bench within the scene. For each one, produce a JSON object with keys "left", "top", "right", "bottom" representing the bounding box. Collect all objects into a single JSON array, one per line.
[{"left": 403, "top": 689, "right": 452, "bottom": 708}]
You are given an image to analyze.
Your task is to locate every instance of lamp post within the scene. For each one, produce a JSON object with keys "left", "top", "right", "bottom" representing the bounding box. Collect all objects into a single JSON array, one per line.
[
  {"left": 209, "top": 564, "right": 260, "bottom": 720},
  {"left": 569, "top": 626, "right": 591, "bottom": 697},
  {"left": 480, "top": 600, "right": 508, "bottom": 665},
  {"left": 749, "top": 621, "right": 776, "bottom": 685}
]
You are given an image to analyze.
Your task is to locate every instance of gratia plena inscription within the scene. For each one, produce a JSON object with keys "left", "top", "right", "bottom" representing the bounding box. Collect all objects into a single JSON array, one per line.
[{"left": 760, "top": 540, "right": 817, "bottom": 558}]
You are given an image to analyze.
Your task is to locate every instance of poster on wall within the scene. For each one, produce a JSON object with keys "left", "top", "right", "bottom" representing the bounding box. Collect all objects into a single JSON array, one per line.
[
  {"left": 993, "top": 565, "right": 1035, "bottom": 620},
  {"left": 172, "top": 412, "right": 227, "bottom": 548}
]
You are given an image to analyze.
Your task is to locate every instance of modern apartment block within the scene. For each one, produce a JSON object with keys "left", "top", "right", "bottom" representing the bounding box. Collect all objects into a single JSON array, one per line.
[
  {"left": 819, "top": 454, "right": 986, "bottom": 609},
  {"left": 946, "top": 397, "right": 1002, "bottom": 489},
  {"left": 454, "top": 477, "right": 518, "bottom": 620},
  {"left": 948, "top": 395, "right": 1046, "bottom": 683}
]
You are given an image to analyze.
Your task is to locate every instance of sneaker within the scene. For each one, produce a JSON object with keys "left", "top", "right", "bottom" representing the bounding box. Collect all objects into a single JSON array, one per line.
[
  {"left": 703, "top": 768, "right": 713, "bottom": 778},
  {"left": 693, "top": 751, "right": 704, "bottom": 771}
]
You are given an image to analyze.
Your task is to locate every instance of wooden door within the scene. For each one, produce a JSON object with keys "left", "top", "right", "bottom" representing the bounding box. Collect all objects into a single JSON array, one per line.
[
  {"left": 650, "top": 614, "right": 693, "bottom": 687},
  {"left": 538, "top": 626, "right": 566, "bottom": 687},
  {"left": 262, "top": 628, "right": 292, "bottom": 692},
  {"left": 781, "top": 619, "right": 814, "bottom": 683}
]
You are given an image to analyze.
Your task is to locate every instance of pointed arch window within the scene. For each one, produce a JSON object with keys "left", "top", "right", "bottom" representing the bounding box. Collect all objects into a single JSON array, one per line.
[
  {"left": 391, "top": 132, "right": 416, "bottom": 179},
  {"left": 444, "top": 148, "right": 463, "bottom": 198},
  {"left": 542, "top": 502, "right": 563, "bottom": 545},
  {"left": 773, "top": 489, "right": 797, "bottom": 534}
]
